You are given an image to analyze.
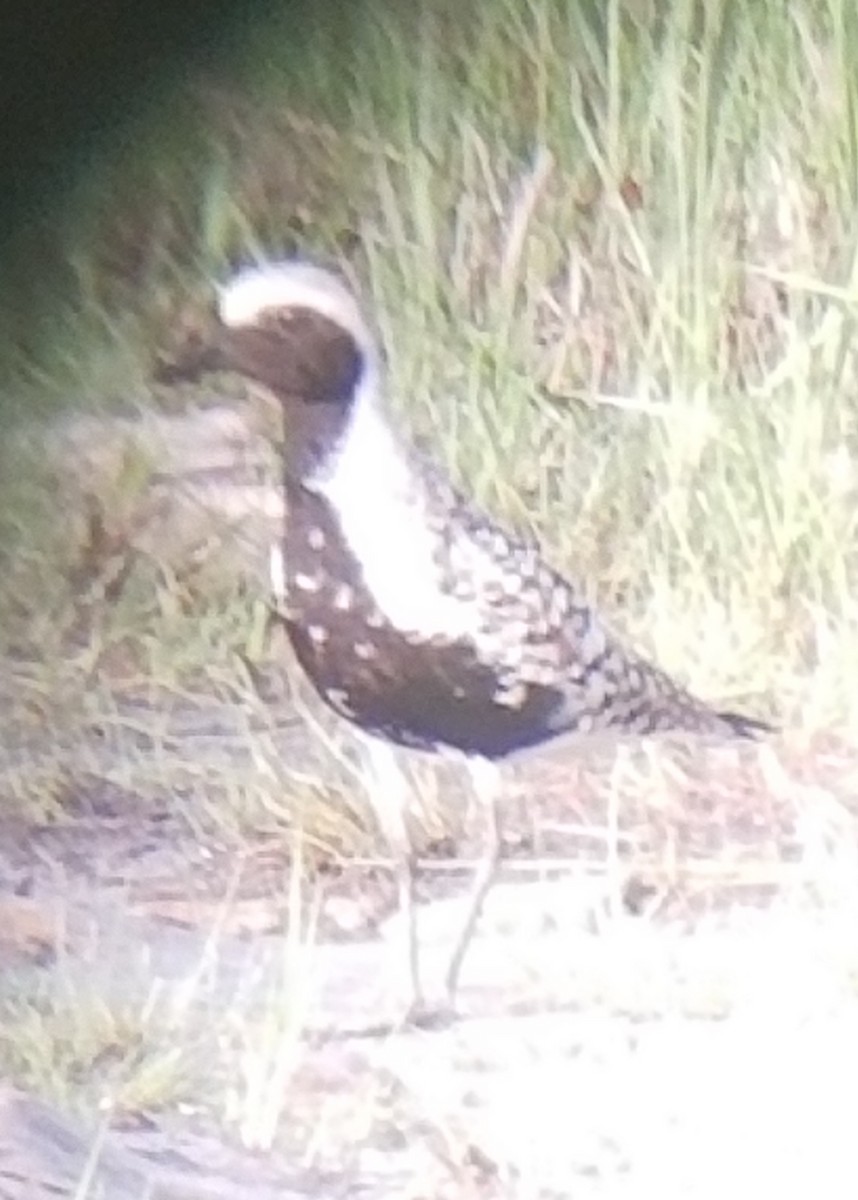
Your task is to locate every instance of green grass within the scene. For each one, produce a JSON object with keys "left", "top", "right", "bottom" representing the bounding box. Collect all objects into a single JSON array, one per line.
[{"left": 2, "top": 0, "right": 857, "bottom": 719}]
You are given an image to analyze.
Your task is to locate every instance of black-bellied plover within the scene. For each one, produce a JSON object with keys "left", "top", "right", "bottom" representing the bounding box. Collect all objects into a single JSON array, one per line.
[{"left": 204, "top": 260, "right": 768, "bottom": 1020}]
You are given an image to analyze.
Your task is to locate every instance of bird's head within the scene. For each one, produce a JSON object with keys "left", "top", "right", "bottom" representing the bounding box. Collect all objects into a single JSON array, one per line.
[
  {"left": 215, "top": 261, "right": 373, "bottom": 405},
  {"left": 187, "top": 260, "right": 380, "bottom": 481}
]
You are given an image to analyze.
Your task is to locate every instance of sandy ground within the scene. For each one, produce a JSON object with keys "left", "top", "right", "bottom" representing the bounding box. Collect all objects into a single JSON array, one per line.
[
  {"left": 2, "top": 404, "right": 858, "bottom": 1197},
  {"left": 2, "top": 694, "right": 858, "bottom": 1199}
]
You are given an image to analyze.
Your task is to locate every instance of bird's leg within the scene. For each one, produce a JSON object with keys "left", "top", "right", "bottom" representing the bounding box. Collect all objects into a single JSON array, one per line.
[
  {"left": 443, "top": 756, "right": 504, "bottom": 1007},
  {"left": 360, "top": 736, "right": 423, "bottom": 1018}
]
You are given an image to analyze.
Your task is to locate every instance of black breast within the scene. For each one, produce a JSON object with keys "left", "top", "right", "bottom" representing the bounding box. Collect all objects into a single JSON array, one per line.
[{"left": 278, "top": 484, "right": 570, "bottom": 758}]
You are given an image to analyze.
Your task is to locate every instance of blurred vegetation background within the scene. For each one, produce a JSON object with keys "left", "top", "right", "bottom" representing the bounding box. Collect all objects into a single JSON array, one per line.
[{"left": 3, "top": 0, "right": 858, "bottom": 735}]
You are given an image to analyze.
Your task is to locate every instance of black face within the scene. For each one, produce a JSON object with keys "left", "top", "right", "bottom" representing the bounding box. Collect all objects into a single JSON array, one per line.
[
  {"left": 206, "top": 306, "right": 366, "bottom": 482},
  {"left": 219, "top": 307, "right": 364, "bottom": 408},
  {"left": 153, "top": 303, "right": 364, "bottom": 406}
]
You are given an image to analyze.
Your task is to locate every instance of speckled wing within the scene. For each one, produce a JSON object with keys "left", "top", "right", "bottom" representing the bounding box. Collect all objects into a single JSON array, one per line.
[
  {"left": 278, "top": 466, "right": 760, "bottom": 759},
  {"left": 430, "top": 470, "right": 755, "bottom": 741}
]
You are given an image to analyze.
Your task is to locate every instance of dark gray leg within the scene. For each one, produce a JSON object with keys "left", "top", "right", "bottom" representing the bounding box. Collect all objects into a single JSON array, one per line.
[
  {"left": 443, "top": 756, "right": 503, "bottom": 1006},
  {"left": 361, "top": 736, "right": 423, "bottom": 1016}
]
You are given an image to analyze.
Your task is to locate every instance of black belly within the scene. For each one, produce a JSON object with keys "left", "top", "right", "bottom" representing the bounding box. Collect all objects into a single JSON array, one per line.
[
  {"left": 279, "top": 485, "right": 571, "bottom": 758},
  {"left": 286, "top": 615, "right": 568, "bottom": 758}
]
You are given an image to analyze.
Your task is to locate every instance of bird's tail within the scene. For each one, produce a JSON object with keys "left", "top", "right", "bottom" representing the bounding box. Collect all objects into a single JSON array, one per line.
[{"left": 593, "top": 647, "right": 772, "bottom": 741}]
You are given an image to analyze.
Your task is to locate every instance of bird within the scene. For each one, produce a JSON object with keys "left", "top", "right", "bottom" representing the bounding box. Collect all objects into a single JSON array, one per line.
[{"left": 201, "top": 258, "right": 768, "bottom": 1022}]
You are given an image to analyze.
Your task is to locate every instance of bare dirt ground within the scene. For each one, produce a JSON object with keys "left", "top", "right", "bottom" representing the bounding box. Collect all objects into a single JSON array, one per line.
[{"left": 2, "top": 404, "right": 858, "bottom": 1198}]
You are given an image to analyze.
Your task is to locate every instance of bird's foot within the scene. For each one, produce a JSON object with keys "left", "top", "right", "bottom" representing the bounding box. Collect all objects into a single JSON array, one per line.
[{"left": 396, "top": 995, "right": 457, "bottom": 1031}]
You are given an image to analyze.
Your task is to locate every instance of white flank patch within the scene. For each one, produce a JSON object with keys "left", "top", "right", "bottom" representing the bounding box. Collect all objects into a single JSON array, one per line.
[
  {"left": 311, "top": 379, "right": 483, "bottom": 641},
  {"left": 269, "top": 544, "right": 286, "bottom": 605}
]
